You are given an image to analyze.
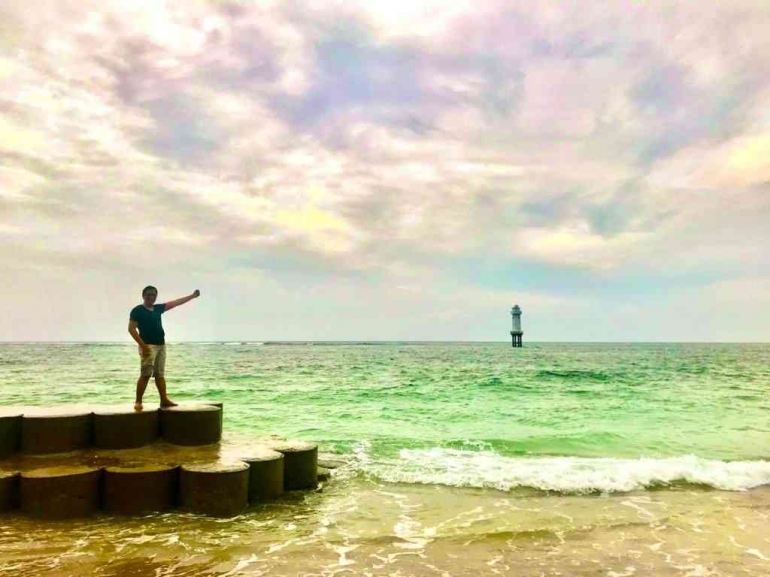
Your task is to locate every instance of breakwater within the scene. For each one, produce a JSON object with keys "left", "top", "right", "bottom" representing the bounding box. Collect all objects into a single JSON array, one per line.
[{"left": 0, "top": 402, "right": 322, "bottom": 518}]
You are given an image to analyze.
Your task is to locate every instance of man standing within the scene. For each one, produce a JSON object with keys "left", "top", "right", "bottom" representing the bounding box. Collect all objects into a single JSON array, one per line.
[{"left": 128, "top": 285, "right": 201, "bottom": 411}]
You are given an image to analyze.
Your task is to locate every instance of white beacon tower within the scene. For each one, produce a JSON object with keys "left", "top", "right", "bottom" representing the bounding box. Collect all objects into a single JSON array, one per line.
[{"left": 510, "top": 305, "right": 523, "bottom": 348}]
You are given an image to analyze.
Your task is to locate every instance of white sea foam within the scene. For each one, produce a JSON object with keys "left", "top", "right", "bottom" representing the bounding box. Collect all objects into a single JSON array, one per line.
[{"left": 358, "top": 448, "right": 770, "bottom": 493}]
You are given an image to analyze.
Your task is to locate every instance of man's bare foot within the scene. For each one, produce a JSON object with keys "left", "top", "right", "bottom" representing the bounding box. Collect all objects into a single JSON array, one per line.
[
  {"left": 134, "top": 402, "right": 143, "bottom": 411},
  {"left": 160, "top": 399, "right": 178, "bottom": 408}
]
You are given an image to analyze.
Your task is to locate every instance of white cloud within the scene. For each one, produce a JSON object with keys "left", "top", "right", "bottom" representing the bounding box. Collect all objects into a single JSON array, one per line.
[
  {"left": 1, "top": 0, "right": 769, "bottom": 339},
  {"left": 647, "top": 133, "right": 770, "bottom": 190}
]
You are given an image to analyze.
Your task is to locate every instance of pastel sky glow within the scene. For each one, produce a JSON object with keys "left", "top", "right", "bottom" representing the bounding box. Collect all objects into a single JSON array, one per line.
[{"left": 1, "top": 0, "right": 769, "bottom": 341}]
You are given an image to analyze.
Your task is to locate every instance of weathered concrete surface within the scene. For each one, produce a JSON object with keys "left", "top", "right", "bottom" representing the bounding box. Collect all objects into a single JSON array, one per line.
[
  {"left": 93, "top": 406, "right": 159, "bottom": 450},
  {"left": 103, "top": 464, "right": 178, "bottom": 514},
  {"left": 21, "top": 466, "right": 100, "bottom": 518},
  {"left": 268, "top": 441, "right": 318, "bottom": 490},
  {"left": 0, "top": 471, "right": 18, "bottom": 511},
  {"left": 0, "top": 409, "right": 23, "bottom": 459},
  {"left": 241, "top": 447, "right": 284, "bottom": 502},
  {"left": 177, "top": 400, "right": 224, "bottom": 409},
  {"left": 179, "top": 460, "right": 249, "bottom": 517},
  {"left": 21, "top": 407, "right": 93, "bottom": 455},
  {"left": 0, "top": 435, "right": 245, "bottom": 476},
  {"left": 161, "top": 405, "right": 222, "bottom": 446},
  {"left": 176, "top": 400, "right": 224, "bottom": 430}
]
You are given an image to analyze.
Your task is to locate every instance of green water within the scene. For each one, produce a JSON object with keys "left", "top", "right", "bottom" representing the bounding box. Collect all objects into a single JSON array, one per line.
[
  {"left": 1, "top": 342, "right": 768, "bottom": 490},
  {"left": 2, "top": 342, "right": 770, "bottom": 575}
]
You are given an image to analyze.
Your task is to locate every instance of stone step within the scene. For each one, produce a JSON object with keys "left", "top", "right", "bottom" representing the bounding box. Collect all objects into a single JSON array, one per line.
[
  {"left": 0, "top": 409, "right": 22, "bottom": 459},
  {"left": 0, "top": 437, "right": 322, "bottom": 518},
  {"left": 266, "top": 440, "right": 318, "bottom": 490},
  {"left": 21, "top": 407, "right": 93, "bottom": 455},
  {"left": 160, "top": 404, "right": 222, "bottom": 446},
  {"left": 103, "top": 463, "right": 178, "bottom": 515},
  {"left": 180, "top": 460, "right": 250, "bottom": 517},
  {"left": 0, "top": 471, "right": 18, "bottom": 511},
  {"left": 241, "top": 447, "right": 284, "bottom": 502},
  {"left": 0, "top": 402, "right": 325, "bottom": 518},
  {"left": 94, "top": 405, "right": 160, "bottom": 449},
  {"left": 0, "top": 402, "right": 225, "bottom": 457},
  {"left": 21, "top": 465, "right": 101, "bottom": 519}
]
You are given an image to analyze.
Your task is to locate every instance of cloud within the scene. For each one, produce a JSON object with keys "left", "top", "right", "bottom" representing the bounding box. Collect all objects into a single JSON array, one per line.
[
  {"left": 648, "top": 132, "right": 770, "bottom": 190},
  {"left": 1, "top": 0, "right": 769, "bottom": 339}
]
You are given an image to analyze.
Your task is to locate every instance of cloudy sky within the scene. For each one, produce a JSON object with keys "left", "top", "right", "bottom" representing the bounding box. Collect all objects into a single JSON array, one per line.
[{"left": 1, "top": 0, "right": 769, "bottom": 342}]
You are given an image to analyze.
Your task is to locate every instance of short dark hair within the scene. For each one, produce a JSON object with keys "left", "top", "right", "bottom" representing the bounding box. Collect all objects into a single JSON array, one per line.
[{"left": 142, "top": 285, "right": 158, "bottom": 297}]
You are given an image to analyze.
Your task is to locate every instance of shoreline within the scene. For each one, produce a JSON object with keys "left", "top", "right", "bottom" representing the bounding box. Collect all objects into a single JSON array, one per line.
[{"left": 1, "top": 476, "right": 768, "bottom": 576}]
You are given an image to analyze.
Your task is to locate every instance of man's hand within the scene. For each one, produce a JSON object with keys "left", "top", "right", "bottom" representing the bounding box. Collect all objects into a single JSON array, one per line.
[
  {"left": 165, "top": 291, "right": 200, "bottom": 311},
  {"left": 140, "top": 343, "right": 151, "bottom": 357}
]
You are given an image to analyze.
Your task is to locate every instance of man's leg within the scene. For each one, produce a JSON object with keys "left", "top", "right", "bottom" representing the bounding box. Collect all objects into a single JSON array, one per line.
[
  {"left": 153, "top": 345, "right": 177, "bottom": 408},
  {"left": 154, "top": 375, "right": 177, "bottom": 408},
  {"left": 135, "top": 375, "right": 151, "bottom": 411},
  {"left": 136, "top": 344, "right": 156, "bottom": 411}
]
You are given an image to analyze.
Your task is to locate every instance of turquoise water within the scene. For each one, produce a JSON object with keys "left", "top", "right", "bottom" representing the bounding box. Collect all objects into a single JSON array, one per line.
[
  {"left": 2, "top": 342, "right": 768, "bottom": 493},
  {"left": 2, "top": 342, "right": 770, "bottom": 575}
]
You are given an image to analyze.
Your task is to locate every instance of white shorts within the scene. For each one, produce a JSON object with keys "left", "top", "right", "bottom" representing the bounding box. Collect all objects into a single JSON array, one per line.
[{"left": 139, "top": 344, "right": 166, "bottom": 378}]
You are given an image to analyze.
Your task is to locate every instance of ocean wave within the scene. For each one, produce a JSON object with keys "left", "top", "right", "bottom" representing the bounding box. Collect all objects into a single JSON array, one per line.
[{"left": 355, "top": 446, "right": 770, "bottom": 493}]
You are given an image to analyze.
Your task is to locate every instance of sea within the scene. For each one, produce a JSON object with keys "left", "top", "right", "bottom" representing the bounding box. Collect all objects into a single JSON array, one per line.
[{"left": 0, "top": 342, "right": 768, "bottom": 576}]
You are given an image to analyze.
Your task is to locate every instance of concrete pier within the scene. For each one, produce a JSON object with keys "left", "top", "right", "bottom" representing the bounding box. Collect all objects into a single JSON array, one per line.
[
  {"left": 103, "top": 464, "right": 178, "bottom": 515},
  {"left": 180, "top": 461, "right": 250, "bottom": 517},
  {"left": 161, "top": 405, "right": 222, "bottom": 446},
  {"left": 268, "top": 441, "right": 318, "bottom": 490},
  {"left": 242, "top": 448, "right": 284, "bottom": 502},
  {"left": 21, "top": 466, "right": 101, "bottom": 518},
  {"left": 0, "top": 401, "right": 329, "bottom": 519},
  {"left": 21, "top": 407, "right": 93, "bottom": 454},
  {"left": 0, "top": 409, "right": 22, "bottom": 459},
  {"left": 93, "top": 405, "right": 159, "bottom": 449}
]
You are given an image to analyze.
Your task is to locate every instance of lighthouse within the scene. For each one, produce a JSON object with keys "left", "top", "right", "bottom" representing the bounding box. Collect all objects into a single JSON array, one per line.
[{"left": 510, "top": 305, "right": 523, "bottom": 347}]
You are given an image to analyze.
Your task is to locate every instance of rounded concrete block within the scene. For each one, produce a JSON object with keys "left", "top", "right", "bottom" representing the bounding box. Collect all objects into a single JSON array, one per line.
[
  {"left": 242, "top": 447, "right": 284, "bottom": 502},
  {"left": 179, "top": 400, "right": 223, "bottom": 409},
  {"left": 0, "top": 471, "right": 19, "bottom": 511},
  {"left": 179, "top": 461, "right": 249, "bottom": 517},
  {"left": 178, "top": 400, "right": 224, "bottom": 430},
  {"left": 21, "top": 407, "right": 93, "bottom": 454},
  {"left": 103, "top": 464, "right": 178, "bottom": 515},
  {"left": 0, "top": 409, "right": 23, "bottom": 459},
  {"left": 21, "top": 466, "right": 101, "bottom": 518},
  {"left": 270, "top": 441, "right": 318, "bottom": 490},
  {"left": 161, "top": 405, "right": 222, "bottom": 446},
  {"left": 93, "top": 406, "right": 159, "bottom": 449}
]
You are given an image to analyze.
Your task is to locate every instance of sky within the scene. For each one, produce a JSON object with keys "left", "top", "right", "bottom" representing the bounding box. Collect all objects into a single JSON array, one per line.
[{"left": 1, "top": 0, "right": 769, "bottom": 342}]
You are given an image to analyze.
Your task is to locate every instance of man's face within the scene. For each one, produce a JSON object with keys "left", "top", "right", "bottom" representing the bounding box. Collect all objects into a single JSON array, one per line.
[{"left": 143, "top": 291, "right": 158, "bottom": 305}]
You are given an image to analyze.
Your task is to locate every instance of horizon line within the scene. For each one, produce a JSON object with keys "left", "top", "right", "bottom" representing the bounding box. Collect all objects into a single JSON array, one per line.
[{"left": 1, "top": 340, "right": 768, "bottom": 345}]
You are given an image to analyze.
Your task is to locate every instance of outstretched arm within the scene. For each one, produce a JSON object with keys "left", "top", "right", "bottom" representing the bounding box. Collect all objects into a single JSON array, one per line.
[{"left": 164, "top": 289, "right": 200, "bottom": 312}]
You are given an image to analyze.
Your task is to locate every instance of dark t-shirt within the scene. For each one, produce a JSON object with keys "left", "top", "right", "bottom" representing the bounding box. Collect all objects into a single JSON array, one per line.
[{"left": 129, "top": 303, "right": 167, "bottom": 345}]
